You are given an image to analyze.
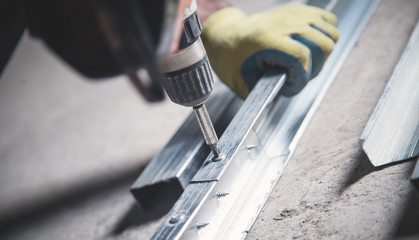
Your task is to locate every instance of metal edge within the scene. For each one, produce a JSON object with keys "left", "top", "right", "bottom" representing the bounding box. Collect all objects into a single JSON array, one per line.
[{"left": 359, "top": 19, "right": 419, "bottom": 166}]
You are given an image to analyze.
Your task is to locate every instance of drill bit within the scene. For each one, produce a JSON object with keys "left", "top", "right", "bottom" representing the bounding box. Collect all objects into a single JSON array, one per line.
[{"left": 193, "top": 104, "right": 220, "bottom": 158}]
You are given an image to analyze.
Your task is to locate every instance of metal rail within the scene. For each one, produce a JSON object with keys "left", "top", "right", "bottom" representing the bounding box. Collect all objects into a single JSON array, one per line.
[
  {"left": 359, "top": 19, "right": 419, "bottom": 167},
  {"left": 149, "top": 0, "right": 381, "bottom": 239},
  {"left": 153, "top": 70, "right": 286, "bottom": 239},
  {"left": 412, "top": 161, "right": 419, "bottom": 192},
  {"left": 131, "top": 83, "right": 238, "bottom": 208}
]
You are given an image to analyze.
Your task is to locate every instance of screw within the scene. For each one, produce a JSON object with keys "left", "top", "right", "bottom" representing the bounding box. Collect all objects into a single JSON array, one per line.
[
  {"left": 216, "top": 192, "right": 230, "bottom": 198},
  {"left": 196, "top": 223, "right": 209, "bottom": 229},
  {"left": 212, "top": 153, "right": 225, "bottom": 162},
  {"left": 169, "top": 213, "right": 183, "bottom": 224},
  {"left": 246, "top": 144, "right": 257, "bottom": 150}
]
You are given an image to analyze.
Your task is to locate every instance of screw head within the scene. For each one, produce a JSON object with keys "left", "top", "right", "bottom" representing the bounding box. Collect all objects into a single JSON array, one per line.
[
  {"left": 212, "top": 153, "right": 225, "bottom": 162},
  {"left": 169, "top": 213, "right": 183, "bottom": 224}
]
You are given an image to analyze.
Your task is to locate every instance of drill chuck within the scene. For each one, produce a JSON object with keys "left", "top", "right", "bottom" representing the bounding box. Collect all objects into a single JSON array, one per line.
[{"left": 162, "top": 39, "right": 214, "bottom": 107}]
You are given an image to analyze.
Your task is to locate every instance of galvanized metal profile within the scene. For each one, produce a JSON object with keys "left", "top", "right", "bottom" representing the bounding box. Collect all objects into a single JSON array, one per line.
[
  {"left": 412, "top": 161, "right": 419, "bottom": 192},
  {"left": 153, "top": 70, "right": 286, "bottom": 240},
  {"left": 359, "top": 20, "right": 419, "bottom": 167},
  {"left": 150, "top": 0, "right": 380, "bottom": 239},
  {"left": 130, "top": 84, "right": 239, "bottom": 208}
]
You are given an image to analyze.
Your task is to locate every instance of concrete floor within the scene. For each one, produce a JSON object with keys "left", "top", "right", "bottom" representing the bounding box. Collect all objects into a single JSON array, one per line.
[
  {"left": 0, "top": 0, "right": 419, "bottom": 239},
  {"left": 248, "top": 0, "right": 419, "bottom": 239}
]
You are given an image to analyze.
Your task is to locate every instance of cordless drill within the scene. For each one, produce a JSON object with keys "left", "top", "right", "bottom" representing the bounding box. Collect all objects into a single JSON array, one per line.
[{"left": 161, "top": 0, "right": 220, "bottom": 158}]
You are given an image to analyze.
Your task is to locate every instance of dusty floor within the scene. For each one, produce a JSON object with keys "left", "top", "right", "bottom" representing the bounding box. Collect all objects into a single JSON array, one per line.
[
  {"left": 0, "top": 0, "right": 419, "bottom": 239},
  {"left": 248, "top": 0, "right": 419, "bottom": 239}
]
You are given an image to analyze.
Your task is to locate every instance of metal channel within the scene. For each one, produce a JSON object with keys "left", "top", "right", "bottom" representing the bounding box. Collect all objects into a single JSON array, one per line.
[
  {"left": 151, "top": 0, "right": 380, "bottom": 239},
  {"left": 412, "top": 161, "right": 419, "bottom": 192},
  {"left": 153, "top": 71, "right": 286, "bottom": 239},
  {"left": 359, "top": 19, "right": 419, "bottom": 167},
  {"left": 131, "top": 84, "right": 239, "bottom": 208}
]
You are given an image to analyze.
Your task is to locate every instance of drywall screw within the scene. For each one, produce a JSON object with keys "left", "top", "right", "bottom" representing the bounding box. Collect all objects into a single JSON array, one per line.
[
  {"left": 169, "top": 213, "right": 183, "bottom": 224},
  {"left": 216, "top": 192, "right": 230, "bottom": 198},
  {"left": 246, "top": 144, "right": 257, "bottom": 150},
  {"left": 212, "top": 153, "right": 225, "bottom": 162},
  {"left": 196, "top": 223, "right": 209, "bottom": 229}
]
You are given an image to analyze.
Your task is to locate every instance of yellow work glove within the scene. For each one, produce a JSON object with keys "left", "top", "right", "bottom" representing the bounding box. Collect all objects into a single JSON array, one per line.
[{"left": 201, "top": 3, "right": 339, "bottom": 98}]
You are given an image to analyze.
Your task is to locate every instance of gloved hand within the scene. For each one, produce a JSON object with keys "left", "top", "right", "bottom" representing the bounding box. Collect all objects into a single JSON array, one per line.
[{"left": 201, "top": 2, "right": 339, "bottom": 98}]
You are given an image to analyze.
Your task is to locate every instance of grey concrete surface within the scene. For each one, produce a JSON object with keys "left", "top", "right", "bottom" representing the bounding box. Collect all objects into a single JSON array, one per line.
[
  {"left": 0, "top": 32, "right": 189, "bottom": 239},
  {"left": 0, "top": 0, "right": 418, "bottom": 239},
  {"left": 247, "top": 0, "right": 419, "bottom": 239}
]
